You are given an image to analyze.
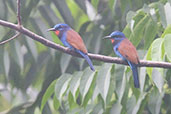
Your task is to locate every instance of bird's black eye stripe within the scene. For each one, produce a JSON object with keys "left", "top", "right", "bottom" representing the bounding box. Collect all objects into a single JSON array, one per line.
[
  {"left": 114, "top": 35, "right": 122, "bottom": 38},
  {"left": 57, "top": 25, "right": 64, "bottom": 30}
]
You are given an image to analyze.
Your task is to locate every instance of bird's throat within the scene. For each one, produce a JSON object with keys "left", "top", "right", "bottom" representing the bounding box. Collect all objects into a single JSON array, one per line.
[
  {"left": 55, "top": 30, "right": 60, "bottom": 36},
  {"left": 111, "top": 39, "right": 114, "bottom": 43}
]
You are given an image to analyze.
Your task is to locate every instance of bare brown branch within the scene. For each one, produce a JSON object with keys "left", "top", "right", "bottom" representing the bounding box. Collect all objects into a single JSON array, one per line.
[
  {"left": 0, "top": 19, "right": 171, "bottom": 68},
  {"left": 0, "top": 32, "right": 20, "bottom": 45},
  {"left": 17, "top": 0, "right": 22, "bottom": 26}
]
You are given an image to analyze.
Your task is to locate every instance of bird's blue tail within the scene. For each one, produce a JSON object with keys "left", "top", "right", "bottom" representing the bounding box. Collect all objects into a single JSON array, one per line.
[
  {"left": 76, "top": 50, "right": 95, "bottom": 71},
  {"left": 127, "top": 61, "right": 140, "bottom": 88}
]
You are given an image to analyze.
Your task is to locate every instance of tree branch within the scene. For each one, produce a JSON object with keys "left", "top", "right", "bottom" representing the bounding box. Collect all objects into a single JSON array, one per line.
[
  {"left": 0, "top": 19, "right": 171, "bottom": 68},
  {"left": 0, "top": 0, "right": 22, "bottom": 45},
  {"left": 17, "top": 0, "right": 22, "bottom": 26},
  {"left": 0, "top": 32, "right": 20, "bottom": 45}
]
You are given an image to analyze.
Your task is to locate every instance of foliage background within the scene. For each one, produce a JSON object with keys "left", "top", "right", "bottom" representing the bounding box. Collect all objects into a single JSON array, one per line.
[{"left": 0, "top": 0, "right": 171, "bottom": 113}]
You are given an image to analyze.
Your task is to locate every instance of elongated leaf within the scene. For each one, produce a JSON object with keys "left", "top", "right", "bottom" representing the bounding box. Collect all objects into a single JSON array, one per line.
[
  {"left": 126, "top": 95, "right": 136, "bottom": 114},
  {"left": 55, "top": 73, "right": 72, "bottom": 102},
  {"left": 79, "top": 67, "right": 95, "bottom": 101},
  {"left": 139, "top": 67, "right": 146, "bottom": 92},
  {"left": 60, "top": 53, "right": 72, "bottom": 73},
  {"left": 96, "top": 63, "right": 113, "bottom": 104},
  {"left": 69, "top": 72, "right": 82, "bottom": 99},
  {"left": 52, "top": 0, "right": 74, "bottom": 27},
  {"left": 85, "top": 0, "right": 101, "bottom": 21},
  {"left": 92, "top": 103, "right": 103, "bottom": 114},
  {"left": 15, "top": 40, "right": 24, "bottom": 71},
  {"left": 41, "top": 79, "right": 57, "bottom": 111},
  {"left": 152, "top": 68, "right": 164, "bottom": 93},
  {"left": 106, "top": 64, "right": 115, "bottom": 105},
  {"left": 161, "top": 25, "right": 171, "bottom": 38},
  {"left": 151, "top": 38, "right": 164, "bottom": 61},
  {"left": 118, "top": 68, "right": 127, "bottom": 102},
  {"left": 0, "top": 0, "right": 7, "bottom": 20},
  {"left": 26, "top": 37, "right": 38, "bottom": 61},
  {"left": 38, "top": 5, "right": 60, "bottom": 27},
  {"left": 144, "top": 18, "right": 158, "bottom": 49},
  {"left": 158, "top": 3, "right": 167, "bottom": 28},
  {"left": 130, "top": 15, "right": 149, "bottom": 46},
  {"left": 53, "top": 94, "right": 60, "bottom": 110},
  {"left": 164, "top": 3, "right": 171, "bottom": 26},
  {"left": 110, "top": 102, "right": 122, "bottom": 114},
  {"left": 75, "top": 0, "right": 86, "bottom": 13},
  {"left": 164, "top": 34, "right": 171, "bottom": 61},
  {"left": 68, "top": 91, "right": 78, "bottom": 109},
  {"left": 0, "top": 48, "right": 4, "bottom": 74},
  {"left": 132, "top": 93, "right": 147, "bottom": 114},
  {"left": 3, "top": 50, "right": 10, "bottom": 77},
  {"left": 148, "top": 88, "right": 164, "bottom": 114},
  {"left": 146, "top": 45, "right": 153, "bottom": 79}
]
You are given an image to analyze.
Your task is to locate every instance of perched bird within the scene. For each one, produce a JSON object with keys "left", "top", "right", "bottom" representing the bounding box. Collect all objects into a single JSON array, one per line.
[
  {"left": 47, "top": 23, "right": 95, "bottom": 71},
  {"left": 104, "top": 31, "right": 140, "bottom": 88}
]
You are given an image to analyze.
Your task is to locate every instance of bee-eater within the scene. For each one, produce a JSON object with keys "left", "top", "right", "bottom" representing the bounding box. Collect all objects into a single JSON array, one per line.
[
  {"left": 47, "top": 23, "right": 95, "bottom": 71},
  {"left": 104, "top": 31, "right": 140, "bottom": 88}
]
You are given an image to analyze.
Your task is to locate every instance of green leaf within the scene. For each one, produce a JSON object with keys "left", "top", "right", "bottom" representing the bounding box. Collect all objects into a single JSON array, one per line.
[
  {"left": 152, "top": 68, "right": 164, "bottom": 93},
  {"left": 164, "top": 3, "right": 171, "bottom": 27},
  {"left": 126, "top": 11, "right": 136, "bottom": 24},
  {"left": 161, "top": 25, "right": 171, "bottom": 38},
  {"left": 26, "top": 37, "right": 38, "bottom": 61},
  {"left": 91, "top": 0, "right": 99, "bottom": 9},
  {"left": 118, "top": 68, "right": 127, "bottom": 102},
  {"left": 123, "top": 25, "right": 132, "bottom": 38},
  {"left": 151, "top": 38, "right": 164, "bottom": 61},
  {"left": 79, "top": 67, "right": 96, "bottom": 102},
  {"left": 75, "top": 0, "right": 87, "bottom": 13},
  {"left": 139, "top": 67, "right": 146, "bottom": 92},
  {"left": 3, "top": 50, "right": 10, "bottom": 77},
  {"left": 15, "top": 40, "right": 24, "bottom": 71},
  {"left": 164, "top": 34, "right": 171, "bottom": 61},
  {"left": 41, "top": 79, "right": 57, "bottom": 111},
  {"left": 126, "top": 95, "right": 136, "bottom": 114},
  {"left": 146, "top": 45, "right": 153, "bottom": 79},
  {"left": 52, "top": 0, "right": 74, "bottom": 27},
  {"left": 55, "top": 73, "right": 72, "bottom": 102},
  {"left": 96, "top": 63, "right": 113, "bottom": 105},
  {"left": 132, "top": 93, "right": 147, "bottom": 114},
  {"left": 60, "top": 53, "right": 72, "bottom": 73},
  {"left": 92, "top": 103, "right": 103, "bottom": 114},
  {"left": 106, "top": 64, "right": 115, "bottom": 105},
  {"left": 84, "top": 0, "right": 101, "bottom": 21},
  {"left": 69, "top": 72, "right": 82, "bottom": 100},
  {"left": 148, "top": 88, "right": 164, "bottom": 114},
  {"left": 53, "top": 94, "right": 60, "bottom": 110},
  {"left": 38, "top": 5, "right": 60, "bottom": 27},
  {"left": 68, "top": 91, "right": 78, "bottom": 109},
  {"left": 158, "top": 2, "right": 167, "bottom": 28},
  {"left": 144, "top": 18, "right": 158, "bottom": 49},
  {"left": 130, "top": 15, "right": 149, "bottom": 46},
  {"left": 110, "top": 102, "right": 122, "bottom": 114}
]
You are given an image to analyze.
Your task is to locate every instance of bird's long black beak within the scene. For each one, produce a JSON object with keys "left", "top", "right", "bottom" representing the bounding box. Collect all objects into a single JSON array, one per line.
[
  {"left": 103, "top": 36, "right": 112, "bottom": 39},
  {"left": 47, "top": 28, "right": 55, "bottom": 32}
]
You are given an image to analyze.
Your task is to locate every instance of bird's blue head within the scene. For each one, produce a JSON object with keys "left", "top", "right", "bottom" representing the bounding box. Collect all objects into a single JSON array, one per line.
[
  {"left": 103, "top": 31, "right": 125, "bottom": 43},
  {"left": 48, "top": 23, "right": 70, "bottom": 31},
  {"left": 53, "top": 23, "right": 70, "bottom": 31},
  {"left": 47, "top": 23, "right": 71, "bottom": 36},
  {"left": 109, "top": 31, "right": 125, "bottom": 38}
]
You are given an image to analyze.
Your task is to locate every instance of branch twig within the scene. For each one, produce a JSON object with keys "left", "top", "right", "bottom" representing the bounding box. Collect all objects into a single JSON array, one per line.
[
  {"left": 0, "top": 19, "right": 171, "bottom": 68},
  {"left": 17, "top": 0, "right": 22, "bottom": 26},
  {"left": 0, "top": 0, "right": 22, "bottom": 45},
  {"left": 0, "top": 32, "right": 20, "bottom": 45}
]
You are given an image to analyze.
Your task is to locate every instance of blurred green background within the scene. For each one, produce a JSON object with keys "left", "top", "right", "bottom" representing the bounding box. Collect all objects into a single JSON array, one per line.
[{"left": 0, "top": 0, "right": 171, "bottom": 114}]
